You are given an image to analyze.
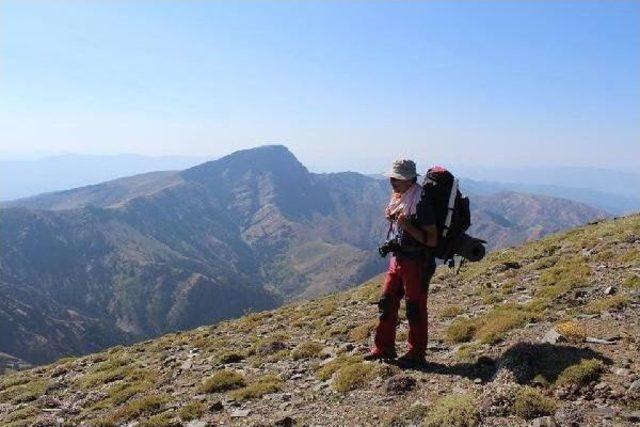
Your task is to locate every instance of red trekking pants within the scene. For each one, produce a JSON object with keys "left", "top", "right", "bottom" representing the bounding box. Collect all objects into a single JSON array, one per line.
[{"left": 373, "top": 255, "right": 436, "bottom": 358}]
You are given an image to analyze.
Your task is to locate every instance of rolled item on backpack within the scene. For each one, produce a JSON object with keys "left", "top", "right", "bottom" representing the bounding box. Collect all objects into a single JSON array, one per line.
[{"left": 455, "top": 233, "right": 486, "bottom": 262}]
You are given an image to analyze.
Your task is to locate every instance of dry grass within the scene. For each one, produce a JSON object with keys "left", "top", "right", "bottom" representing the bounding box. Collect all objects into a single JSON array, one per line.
[
  {"left": 198, "top": 370, "right": 245, "bottom": 393},
  {"left": 332, "top": 361, "right": 378, "bottom": 392},
  {"left": 555, "top": 320, "right": 586, "bottom": 342},
  {"left": 512, "top": 386, "right": 556, "bottom": 419},
  {"left": 536, "top": 256, "right": 591, "bottom": 299},
  {"left": 555, "top": 359, "right": 602, "bottom": 387},
  {"left": 584, "top": 295, "right": 629, "bottom": 314},
  {"left": 423, "top": 393, "right": 479, "bottom": 427},
  {"left": 230, "top": 374, "right": 283, "bottom": 401},
  {"left": 291, "top": 341, "right": 324, "bottom": 360}
]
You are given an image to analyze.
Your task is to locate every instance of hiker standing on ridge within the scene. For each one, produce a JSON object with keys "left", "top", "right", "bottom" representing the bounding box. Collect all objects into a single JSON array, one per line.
[{"left": 365, "top": 159, "right": 438, "bottom": 366}]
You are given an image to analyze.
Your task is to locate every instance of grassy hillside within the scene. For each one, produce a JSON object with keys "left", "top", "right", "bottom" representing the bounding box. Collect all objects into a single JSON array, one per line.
[{"left": 1, "top": 215, "right": 638, "bottom": 426}]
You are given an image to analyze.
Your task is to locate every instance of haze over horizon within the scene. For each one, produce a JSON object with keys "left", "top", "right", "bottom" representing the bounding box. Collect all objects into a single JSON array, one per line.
[{"left": 1, "top": 1, "right": 639, "bottom": 174}]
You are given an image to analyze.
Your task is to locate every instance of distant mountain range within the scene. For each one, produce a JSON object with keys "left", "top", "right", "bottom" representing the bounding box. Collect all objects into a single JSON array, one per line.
[
  {"left": 4, "top": 154, "right": 639, "bottom": 214},
  {"left": 0, "top": 145, "right": 608, "bottom": 365}
]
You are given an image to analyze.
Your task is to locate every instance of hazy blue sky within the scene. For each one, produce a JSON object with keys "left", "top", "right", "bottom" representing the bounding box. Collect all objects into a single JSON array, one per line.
[{"left": 1, "top": 1, "right": 638, "bottom": 173}]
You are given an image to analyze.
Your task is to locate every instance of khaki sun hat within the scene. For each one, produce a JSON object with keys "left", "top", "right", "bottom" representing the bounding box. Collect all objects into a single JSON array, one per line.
[{"left": 383, "top": 159, "right": 420, "bottom": 180}]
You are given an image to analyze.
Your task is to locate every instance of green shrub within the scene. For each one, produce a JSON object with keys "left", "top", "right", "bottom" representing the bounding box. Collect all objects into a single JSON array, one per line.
[
  {"left": 332, "top": 362, "right": 378, "bottom": 392},
  {"left": 444, "top": 318, "right": 477, "bottom": 344},
  {"left": 199, "top": 370, "right": 245, "bottom": 393},
  {"left": 556, "top": 359, "right": 602, "bottom": 387},
  {"left": 623, "top": 275, "right": 640, "bottom": 289},
  {"left": 107, "top": 393, "right": 170, "bottom": 423},
  {"left": 475, "top": 304, "right": 536, "bottom": 344},
  {"left": 315, "top": 355, "right": 362, "bottom": 381},
  {"left": 423, "top": 393, "right": 479, "bottom": 427},
  {"left": 512, "top": 386, "right": 556, "bottom": 419},
  {"left": 439, "top": 305, "right": 464, "bottom": 319},
  {"left": 178, "top": 401, "right": 205, "bottom": 421},
  {"left": 536, "top": 257, "right": 590, "bottom": 299},
  {"left": 585, "top": 295, "right": 629, "bottom": 314},
  {"left": 348, "top": 320, "right": 377, "bottom": 342},
  {"left": 218, "top": 351, "right": 245, "bottom": 364},
  {"left": 291, "top": 341, "right": 324, "bottom": 360},
  {"left": 230, "top": 374, "right": 283, "bottom": 401}
]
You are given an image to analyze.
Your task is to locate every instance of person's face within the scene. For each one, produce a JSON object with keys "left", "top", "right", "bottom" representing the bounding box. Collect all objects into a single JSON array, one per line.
[{"left": 390, "top": 177, "right": 413, "bottom": 194}]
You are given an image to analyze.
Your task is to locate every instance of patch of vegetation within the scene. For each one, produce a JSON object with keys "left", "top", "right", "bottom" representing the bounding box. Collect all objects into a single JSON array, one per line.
[
  {"left": 439, "top": 304, "right": 464, "bottom": 319},
  {"left": 137, "top": 411, "right": 177, "bottom": 427},
  {"left": 385, "top": 404, "right": 429, "bottom": 426},
  {"left": 454, "top": 343, "right": 481, "bottom": 362},
  {"left": 512, "top": 386, "right": 556, "bottom": 419},
  {"left": 218, "top": 351, "right": 245, "bottom": 364},
  {"left": 1, "top": 405, "right": 39, "bottom": 425},
  {"left": 332, "top": 361, "right": 379, "bottom": 392},
  {"left": 105, "top": 393, "right": 170, "bottom": 424},
  {"left": 423, "top": 393, "right": 479, "bottom": 427},
  {"left": 315, "top": 355, "right": 363, "bottom": 381},
  {"left": 555, "top": 359, "right": 602, "bottom": 387},
  {"left": 348, "top": 320, "right": 377, "bottom": 342},
  {"left": 554, "top": 320, "right": 586, "bottom": 342},
  {"left": 536, "top": 256, "right": 591, "bottom": 299},
  {"left": 254, "top": 336, "right": 288, "bottom": 356},
  {"left": 584, "top": 295, "right": 629, "bottom": 314},
  {"left": 199, "top": 370, "right": 245, "bottom": 393},
  {"left": 178, "top": 401, "right": 205, "bottom": 421},
  {"left": 291, "top": 341, "right": 324, "bottom": 360},
  {"left": 445, "top": 303, "right": 538, "bottom": 345},
  {"left": 444, "top": 318, "right": 477, "bottom": 344},
  {"left": 0, "top": 379, "right": 49, "bottom": 404},
  {"left": 476, "top": 304, "right": 537, "bottom": 344},
  {"left": 623, "top": 274, "right": 640, "bottom": 289},
  {"left": 230, "top": 374, "right": 283, "bottom": 401}
]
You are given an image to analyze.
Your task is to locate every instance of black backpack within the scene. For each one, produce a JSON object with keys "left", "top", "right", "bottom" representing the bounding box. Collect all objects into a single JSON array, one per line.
[{"left": 419, "top": 166, "right": 485, "bottom": 262}]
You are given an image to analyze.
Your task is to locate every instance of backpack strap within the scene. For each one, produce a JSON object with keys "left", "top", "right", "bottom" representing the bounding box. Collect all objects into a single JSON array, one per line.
[{"left": 442, "top": 178, "right": 458, "bottom": 237}]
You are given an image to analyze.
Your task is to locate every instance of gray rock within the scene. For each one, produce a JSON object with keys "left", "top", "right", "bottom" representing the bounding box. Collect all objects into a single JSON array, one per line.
[
  {"left": 604, "top": 286, "right": 616, "bottom": 295},
  {"left": 628, "top": 379, "right": 640, "bottom": 393},
  {"left": 541, "top": 328, "right": 565, "bottom": 344},
  {"left": 230, "top": 409, "right": 251, "bottom": 417},
  {"left": 613, "top": 367, "right": 630, "bottom": 377},
  {"left": 531, "top": 416, "right": 558, "bottom": 427},
  {"left": 186, "top": 421, "right": 207, "bottom": 427}
]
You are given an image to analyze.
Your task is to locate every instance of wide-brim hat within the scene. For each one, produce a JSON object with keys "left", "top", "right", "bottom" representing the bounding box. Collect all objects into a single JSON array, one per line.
[{"left": 382, "top": 159, "right": 420, "bottom": 180}]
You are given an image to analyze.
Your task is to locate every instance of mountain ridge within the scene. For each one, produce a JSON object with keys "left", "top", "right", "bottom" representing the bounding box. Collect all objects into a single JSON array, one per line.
[{"left": 0, "top": 145, "right": 610, "bottom": 366}]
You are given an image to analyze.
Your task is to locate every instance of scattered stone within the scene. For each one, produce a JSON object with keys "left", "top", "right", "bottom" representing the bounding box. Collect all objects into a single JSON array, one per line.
[
  {"left": 531, "top": 416, "right": 558, "bottom": 427},
  {"left": 186, "top": 421, "right": 207, "bottom": 427},
  {"left": 628, "top": 379, "right": 640, "bottom": 393},
  {"left": 604, "top": 286, "right": 616, "bottom": 295},
  {"left": 230, "top": 409, "right": 251, "bottom": 418},
  {"left": 594, "top": 382, "right": 608, "bottom": 391},
  {"left": 384, "top": 375, "right": 416, "bottom": 394},
  {"left": 592, "top": 407, "right": 616, "bottom": 419},
  {"left": 541, "top": 328, "right": 565, "bottom": 344},
  {"left": 585, "top": 337, "right": 615, "bottom": 345}
]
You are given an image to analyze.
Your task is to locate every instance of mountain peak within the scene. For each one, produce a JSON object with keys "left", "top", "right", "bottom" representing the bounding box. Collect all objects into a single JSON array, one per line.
[{"left": 182, "top": 145, "right": 305, "bottom": 181}]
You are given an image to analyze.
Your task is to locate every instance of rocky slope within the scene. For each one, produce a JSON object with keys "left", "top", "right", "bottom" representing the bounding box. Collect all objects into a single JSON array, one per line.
[
  {"left": 1, "top": 214, "right": 638, "bottom": 426},
  {"left": 0, "top": 145, "right": 608, "bottom": 366}
]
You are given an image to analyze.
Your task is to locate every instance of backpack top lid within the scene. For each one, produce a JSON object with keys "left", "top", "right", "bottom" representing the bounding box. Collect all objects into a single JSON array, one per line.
[{"left": 424, "top": 166, "right": 455, "bottom": 186}]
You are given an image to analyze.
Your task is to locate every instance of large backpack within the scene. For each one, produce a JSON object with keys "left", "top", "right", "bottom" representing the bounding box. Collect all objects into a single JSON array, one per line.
[{"left": 419, "top": 166, "right": 485, "bottom": 262}]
